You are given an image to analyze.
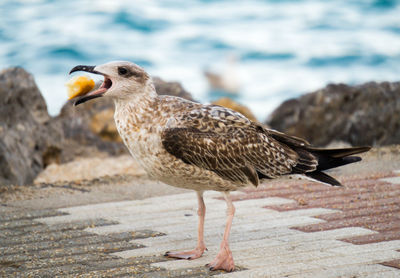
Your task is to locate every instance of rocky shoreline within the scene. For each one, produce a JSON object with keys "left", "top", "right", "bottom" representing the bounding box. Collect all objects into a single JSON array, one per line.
[
  {"left": 266, "top": 82, "right": 400, "bottom": 147},
  {"left": 1, "top": 66, "right": 399, "bottom": 189}
]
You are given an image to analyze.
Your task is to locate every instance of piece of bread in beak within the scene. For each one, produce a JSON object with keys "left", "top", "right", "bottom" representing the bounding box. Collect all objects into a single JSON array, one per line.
[{"left": 66, "top": 76, "right": 95, "bottom": 100}]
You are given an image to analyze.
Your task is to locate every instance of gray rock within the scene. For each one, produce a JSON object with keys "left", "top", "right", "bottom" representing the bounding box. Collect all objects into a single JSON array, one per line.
[
  {"left": 0, "top": 68, "right": 63, "bottom": 186},
  {"left": 266, "top": 82, "right": 400, "bottom": 146},
  {"left": 53, "top": 98, "right": 127, "bottom": 159},
  {"left": 153, "top": 77, "right": 195, "bottom": 101}
]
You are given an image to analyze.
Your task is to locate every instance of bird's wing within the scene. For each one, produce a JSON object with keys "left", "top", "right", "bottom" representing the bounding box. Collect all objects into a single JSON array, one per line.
[{"left": 161, "top": 104, "right": 302, "bottom": 187}]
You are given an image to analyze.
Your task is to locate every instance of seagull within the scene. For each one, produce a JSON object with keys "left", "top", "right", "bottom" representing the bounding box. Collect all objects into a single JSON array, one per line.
[{"left": 69, "top": 61, "right": 370, "bottom": 272}]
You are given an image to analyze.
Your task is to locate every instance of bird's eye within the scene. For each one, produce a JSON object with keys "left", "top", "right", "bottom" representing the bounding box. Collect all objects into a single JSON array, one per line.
[{"left": 118, "top": 67, "right": 128, "bottom": 76}]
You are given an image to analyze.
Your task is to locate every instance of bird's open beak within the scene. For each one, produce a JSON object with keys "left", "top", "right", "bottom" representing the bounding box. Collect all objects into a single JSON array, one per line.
[
  {"left": 69, "top": 65, "right": 99, "bottom": 75},
  {"left": 69, "top": 65, "right": 113, "bottom": 106}
]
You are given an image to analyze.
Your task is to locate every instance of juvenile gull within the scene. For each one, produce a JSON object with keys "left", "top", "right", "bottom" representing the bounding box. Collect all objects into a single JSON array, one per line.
[{"left": 69, "top": 61, "right": 370, "bottom": 272}]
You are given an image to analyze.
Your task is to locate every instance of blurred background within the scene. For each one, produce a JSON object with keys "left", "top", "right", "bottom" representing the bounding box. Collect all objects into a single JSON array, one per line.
[{"left": 1, "top": 0, "right": 400, "bottom": 120}]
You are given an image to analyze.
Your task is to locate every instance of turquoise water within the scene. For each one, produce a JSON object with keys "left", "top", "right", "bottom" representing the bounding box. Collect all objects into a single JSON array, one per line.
[{"left": 1, "top": 0, "right": 400, "bottom": 120}]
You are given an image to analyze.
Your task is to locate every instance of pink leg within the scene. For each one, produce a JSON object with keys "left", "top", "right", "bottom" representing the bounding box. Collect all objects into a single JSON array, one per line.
[
  {"left": 165, "top": 191, "right": 207, "bottom": 260},
  {"left": 206, "top": 192, "right": 235, "bottom": 272}
]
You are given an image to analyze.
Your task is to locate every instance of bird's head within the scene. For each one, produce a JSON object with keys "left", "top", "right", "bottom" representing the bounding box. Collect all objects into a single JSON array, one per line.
[{"left": 69, "top": 61, "right": 151, "bottom": 105}]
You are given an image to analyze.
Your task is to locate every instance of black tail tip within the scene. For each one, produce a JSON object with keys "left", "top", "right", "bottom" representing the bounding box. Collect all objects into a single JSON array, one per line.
[
  {"left": 306, "top": 171, "right": 342, "bottom": 186},
  {"left": 343, "top": 156, "right": 362, "bottom": 164}
]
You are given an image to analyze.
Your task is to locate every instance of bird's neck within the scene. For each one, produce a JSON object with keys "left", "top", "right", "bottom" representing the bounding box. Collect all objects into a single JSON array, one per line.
[{"left": 113, "top": 85, "right": 159, "bottom": 130}]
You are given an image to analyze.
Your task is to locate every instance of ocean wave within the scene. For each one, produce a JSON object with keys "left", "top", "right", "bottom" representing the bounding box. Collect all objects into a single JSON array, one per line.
[
  {"left": 242, "top": 51, "right": 295, "bottom": 61},
  {"left": 112, "top": 10, "right": 169, "bottom": 33},
  {"left": 1, "top": 0, "right": 399, "bottom": 120},
  {"left": 306, "top": 54, "right": 390, "bottom": 67}
]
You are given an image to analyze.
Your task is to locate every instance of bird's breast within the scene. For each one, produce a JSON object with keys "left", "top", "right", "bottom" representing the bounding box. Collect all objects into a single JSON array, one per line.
[
  {"left": 119, "top": 124, "right": 161, "bottom": 158},
  {"left": 116, "top": 119, "right": 168, "bottom": 173}
]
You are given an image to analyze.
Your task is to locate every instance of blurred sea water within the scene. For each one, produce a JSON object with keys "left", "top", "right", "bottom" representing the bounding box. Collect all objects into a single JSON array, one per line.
[{"left": 1, "top": 0, "right": 400, "bottom": 120}]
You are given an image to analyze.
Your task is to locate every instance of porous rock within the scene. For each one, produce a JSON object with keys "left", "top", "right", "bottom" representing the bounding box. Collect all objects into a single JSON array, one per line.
[
  {"left": 53, "top": 98, "right": 127, "bottom": 158},
  {"left": 266, "top": 82, "right": 400, "bottom": 146},
  {"left": 0, "top": 68, "right": 63, "bottom": 186},
  {"left": 153, "top": 76, "right": 195, "bottom": 101}
]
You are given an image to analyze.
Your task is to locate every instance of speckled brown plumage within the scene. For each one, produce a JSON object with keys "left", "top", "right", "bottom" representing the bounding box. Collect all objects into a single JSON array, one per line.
[
  {"left": 161, "top": 111, "right": 302, "bottom": 186},
  {"left": 113, "top": 92, "right": 322, "bottom": 192}
]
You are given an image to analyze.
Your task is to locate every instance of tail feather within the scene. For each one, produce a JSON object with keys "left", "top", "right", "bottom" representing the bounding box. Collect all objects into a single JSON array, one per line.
[
  {"left": 305, "top": 147, "right": 370, "bottom": 186},
  {"left": 305, "top": 171, "right": 341, "bottom": 186},
  {"left": 307, "top": 146, "right": 371, "bottom": 158},
  {"left": 310, "top": 147, "right": 370, "bottom": 171},
  {"left": 267, "top": 129, "right": 371, "bottom": 187}
]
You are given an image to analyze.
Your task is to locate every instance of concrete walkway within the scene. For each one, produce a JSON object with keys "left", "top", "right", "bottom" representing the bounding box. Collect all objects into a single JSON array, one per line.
[{"left": 2, "top": 171, "right": 400, "bottom": 277}]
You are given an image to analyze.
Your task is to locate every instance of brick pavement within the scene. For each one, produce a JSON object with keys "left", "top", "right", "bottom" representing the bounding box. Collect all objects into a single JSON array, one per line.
[{"left": 1, "top": 171, "right": 400, "bottom": 277}]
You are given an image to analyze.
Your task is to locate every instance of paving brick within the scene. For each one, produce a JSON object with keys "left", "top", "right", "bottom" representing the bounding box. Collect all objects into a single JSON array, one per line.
[
  {"left": 309, "top": 250, "right": 400, "bottom": 267},
  {"left": 343, "top": 229, "right": 400, "bottom": 244},
  {"left": 0, "top": 231, "right": 153, "bottom": 256},
  {"left": 278, "top": 207, "right": 338, "bottom": 218},
  {"left": 293, "top": 212, "right": 400, "bottom": 233},
  {"left": 0, "top": 240, "right": 144, "bottom": 264},
  {"left": 213, "top": 263, "right": 313, "bottom": 278},
  {"left": 20, "top": 253, "right": 112, "bottom": 270},
  {"left": 68, "top": 265, "right": 221, "bottom": 278},
  {"left": 381, "top": 177, "right": 400, "bottom": 184},
  {"left": 286, "top": 264, "right": 398, "bottom": 278},
  {"left": 0, "top": 208, "right": 67, "bottom": 222},
  {"left": 362, "top": 271, "right": 400, "bottom": 278},
  {"left": 382, "top": 259, "right": 400, "bottom": 270},
  {"left": 316, "top": 203, "right": 400, "bottom": 221},
  {"left": 268, "top": 188, "right": 400, "bottom": 212},
  {"left": 279, "top": 227, "right": 377, "bottom": 242},
  {"left": 328, "top": 240, "right": 400, "bottom": 255},
  {"left": 0, "top": 219, "right": 41, "bottom": 230},
  {"left": 9, "top": 263, "right": 162, "bottom": 277},
  {"left": 0, "top": 218, "right": 117, "bottom": 238},
  {"left": 0, "top": 229, "right": 91, "bottom": 247}
]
